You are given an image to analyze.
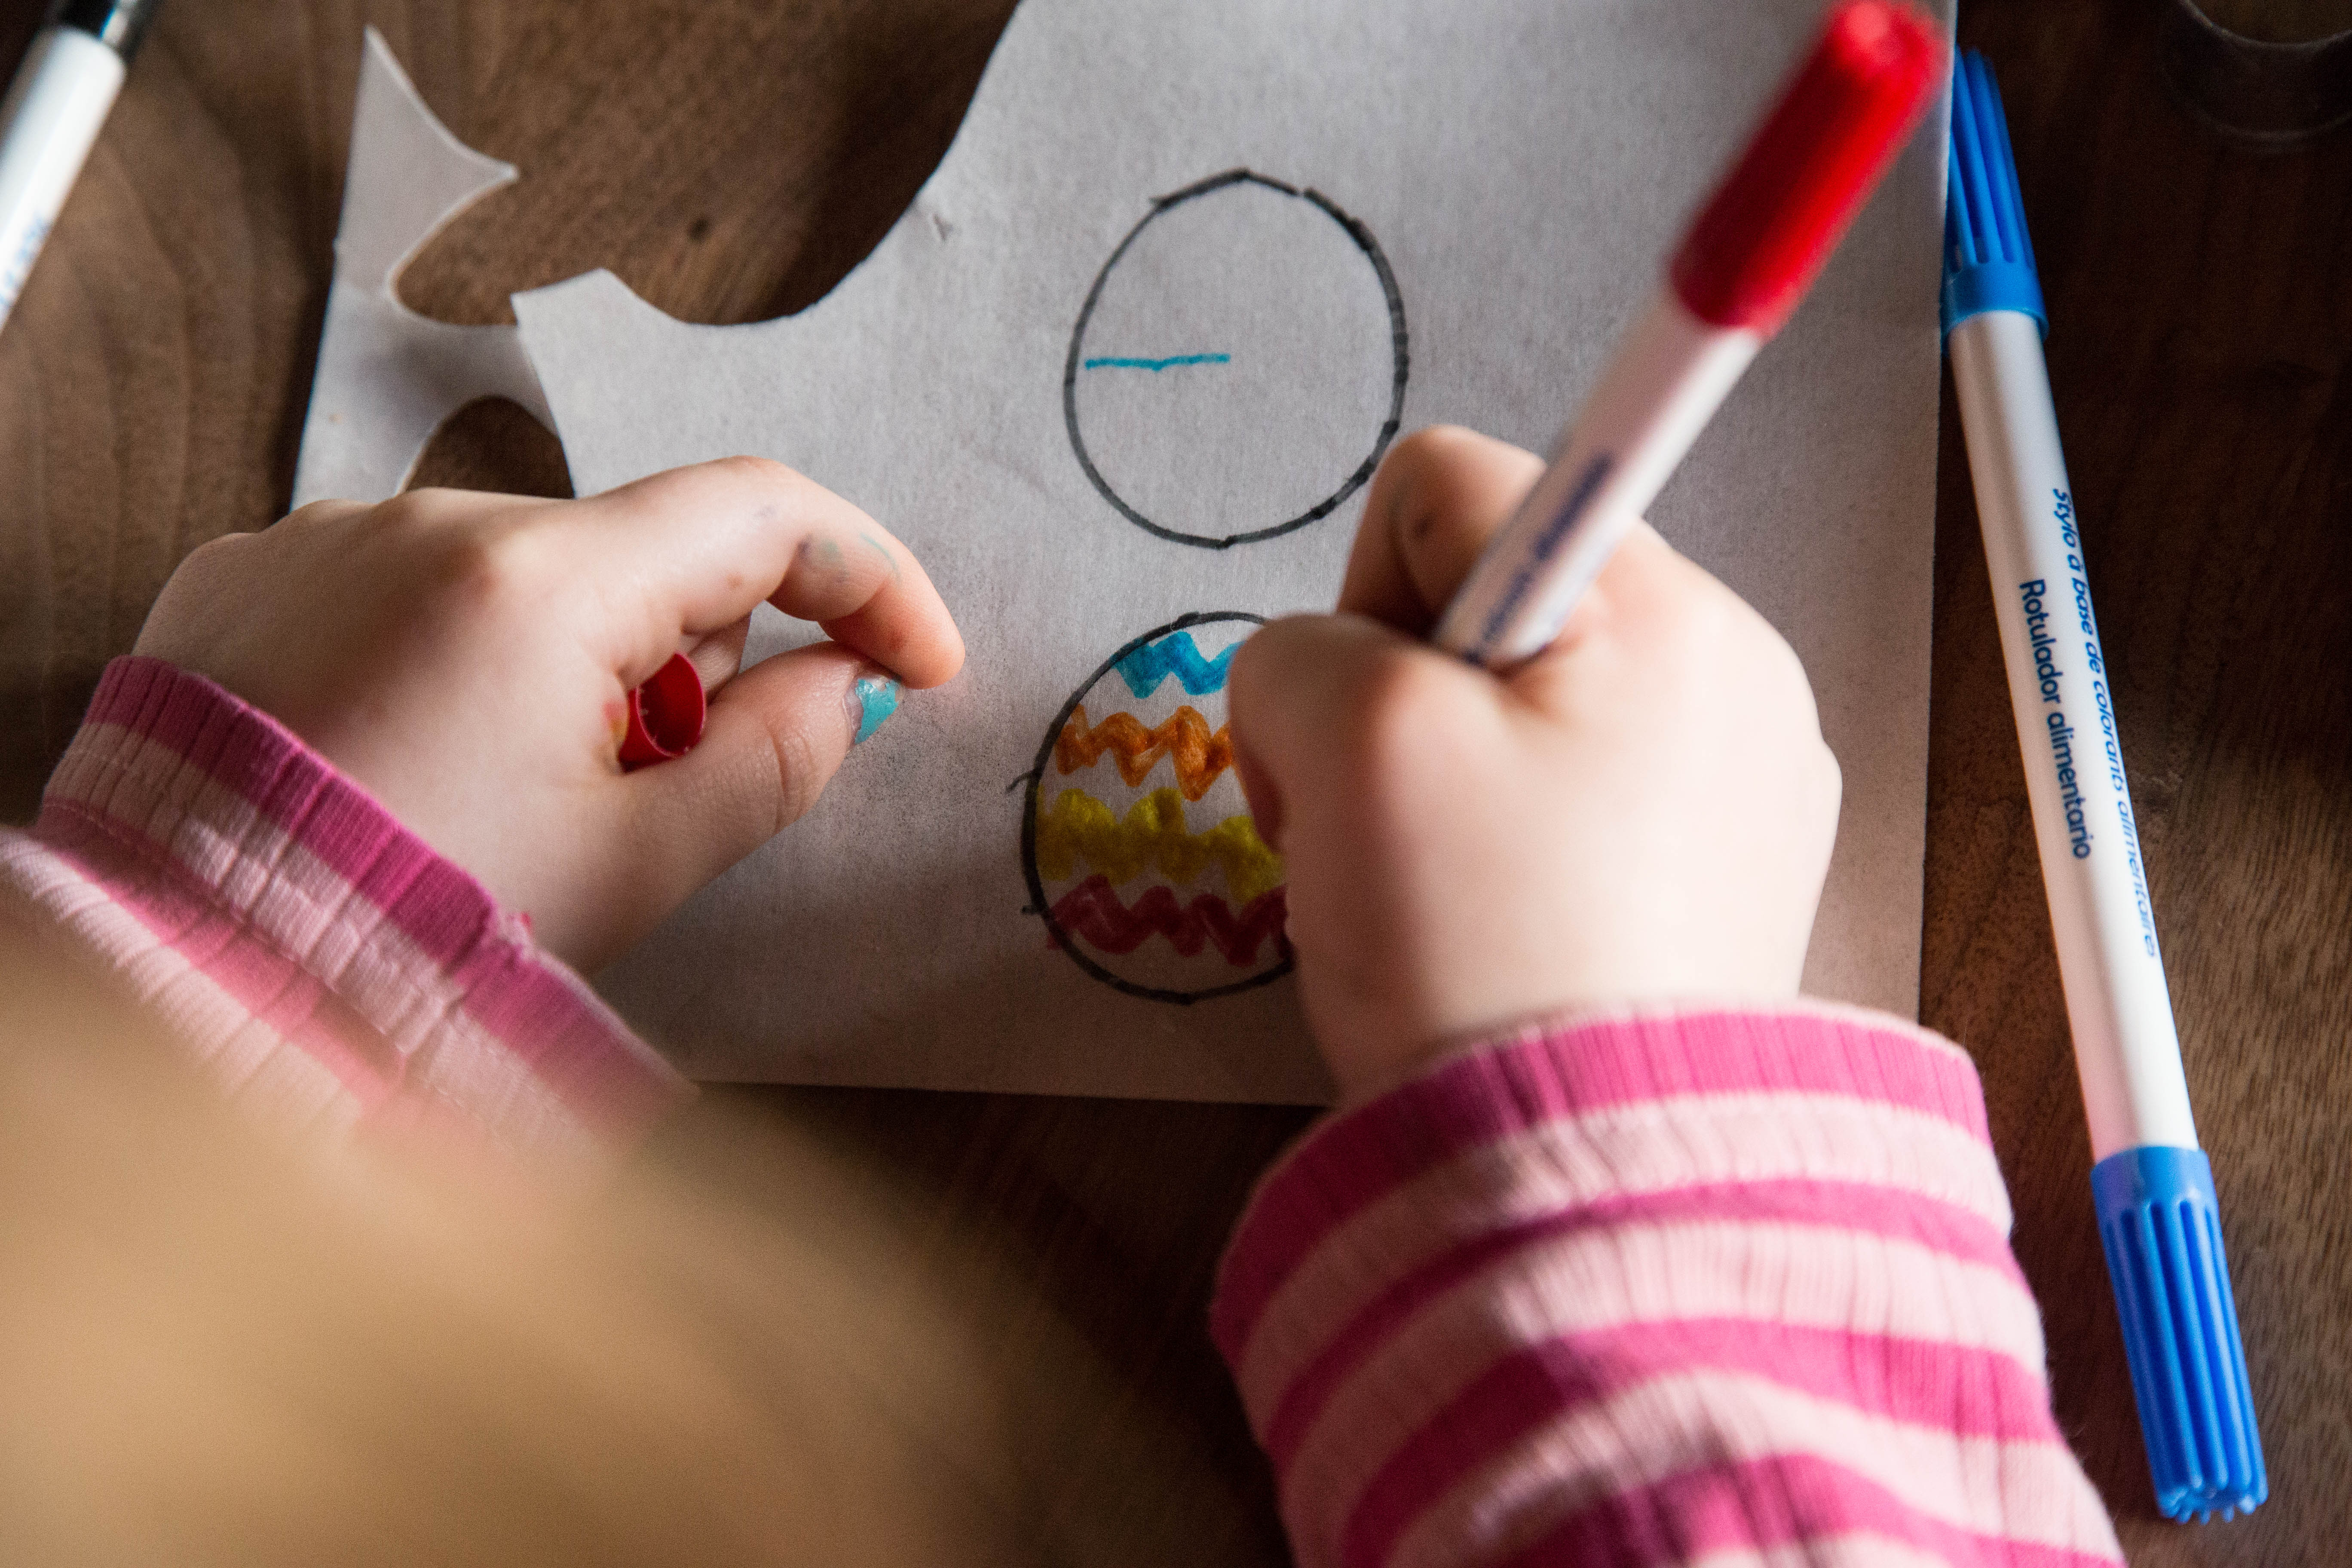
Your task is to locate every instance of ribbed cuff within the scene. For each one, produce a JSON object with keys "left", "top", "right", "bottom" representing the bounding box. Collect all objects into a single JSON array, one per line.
[
  {"left": 18, "top": 656, "right": 687, "bottom": 1153},
  {"left": 1214, "top": 1001, "right": 1997, "bottom": 1366}
]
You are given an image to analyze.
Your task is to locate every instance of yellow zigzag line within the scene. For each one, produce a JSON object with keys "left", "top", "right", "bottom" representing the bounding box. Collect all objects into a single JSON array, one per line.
[{"left": 1034, "top": 787, "right": 1284, "bottom": 905}]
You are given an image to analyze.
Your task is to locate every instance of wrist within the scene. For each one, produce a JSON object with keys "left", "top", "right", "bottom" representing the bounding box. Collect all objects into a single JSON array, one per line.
[{"left": 1318, "top": 989, "right": 1816, "bottom": 1105}]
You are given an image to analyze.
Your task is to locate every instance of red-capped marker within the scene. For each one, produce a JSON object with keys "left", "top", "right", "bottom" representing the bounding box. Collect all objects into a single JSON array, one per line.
[
  {"left": 1435, "top": 0, "right": 1943, "bottom": 670},
  {"left": 619, "top": 652, "right": 706, "bottom": 770}
]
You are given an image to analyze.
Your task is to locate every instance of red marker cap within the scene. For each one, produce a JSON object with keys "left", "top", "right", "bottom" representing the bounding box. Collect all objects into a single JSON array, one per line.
[
  {"left": 1669, "top": 0, "right": 1944, "bottom": 334},
  {"left": 619, "top": 652, "right": 707, "bottom": 770}
]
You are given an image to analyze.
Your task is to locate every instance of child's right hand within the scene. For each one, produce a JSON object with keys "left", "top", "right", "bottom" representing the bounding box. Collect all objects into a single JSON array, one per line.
[{"left": 1229, "top": 427, "right": 1842, "bottom": 1101}]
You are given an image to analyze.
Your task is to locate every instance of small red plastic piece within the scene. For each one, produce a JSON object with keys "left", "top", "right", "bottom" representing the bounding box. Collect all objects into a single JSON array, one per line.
[
  {"left": 1669, "top": 0, "right": 1945, "bottom": 334},
  {"left": 619, "top": 652, "right": 707, "bottom": 770}
]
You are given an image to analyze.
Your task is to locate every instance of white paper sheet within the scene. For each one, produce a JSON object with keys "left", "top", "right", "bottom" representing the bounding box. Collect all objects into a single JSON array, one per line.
[{"left": 313, "top": 3, "right": 1953, "bottom": 1101}]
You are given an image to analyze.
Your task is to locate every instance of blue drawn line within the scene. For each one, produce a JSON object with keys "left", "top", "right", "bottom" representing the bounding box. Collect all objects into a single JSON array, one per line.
[
  {"left": 1114, "top": 631, "right": 1237, "bottom": 699},
  {"left": 1083, "top": 353, "right": 1232, "bottom": 372}
]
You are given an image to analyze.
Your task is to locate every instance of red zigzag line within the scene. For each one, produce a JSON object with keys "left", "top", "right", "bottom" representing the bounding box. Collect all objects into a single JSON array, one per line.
[{"left": 1048, "top": 874, "right": 1289, "bottom": 967}]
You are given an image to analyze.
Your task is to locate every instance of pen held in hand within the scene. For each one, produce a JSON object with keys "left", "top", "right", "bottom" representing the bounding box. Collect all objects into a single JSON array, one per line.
[{"left": 1433, "top": 0, "right": 1944, "bottom": 671}]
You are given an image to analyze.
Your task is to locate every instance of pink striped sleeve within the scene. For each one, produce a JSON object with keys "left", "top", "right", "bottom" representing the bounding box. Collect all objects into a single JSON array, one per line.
[
  {"left": 0, "top": 656, "right": 688, "bottom": 1159},
  {"left": 1212, "top": 1004, "right": 2125, "bottom": 1568}
]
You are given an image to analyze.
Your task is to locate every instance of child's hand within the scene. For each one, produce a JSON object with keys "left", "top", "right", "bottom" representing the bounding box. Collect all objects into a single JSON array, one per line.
[
  {"left": 135, "top": 459, "right": 964, "bottom": 970},
  {"left": 1229, "top": 428, "right": 1841, "bottom": 1100}
]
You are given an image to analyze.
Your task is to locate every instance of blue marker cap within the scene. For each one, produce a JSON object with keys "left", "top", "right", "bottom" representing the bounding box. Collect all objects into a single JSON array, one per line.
[
  {"left": 1941, "top": 52, "right": 2046, "bottom": 338},
  {"left": 2091, "top": 1146, "right": 2267, "bottom": 1521}
]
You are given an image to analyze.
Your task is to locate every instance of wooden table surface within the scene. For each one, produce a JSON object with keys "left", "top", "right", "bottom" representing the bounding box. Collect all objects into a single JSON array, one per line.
[{"left": 3, "top": 0, "right": 2345, "bottom": 1561}]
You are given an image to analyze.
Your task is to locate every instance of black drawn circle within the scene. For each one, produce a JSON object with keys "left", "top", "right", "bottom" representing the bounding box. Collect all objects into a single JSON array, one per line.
[
  {"left": 1021, "top": 611, "right": 1293, "bottom": 1005},
  {"left": 1063, "top": 169, "right": 1410, "bottom": 551}
]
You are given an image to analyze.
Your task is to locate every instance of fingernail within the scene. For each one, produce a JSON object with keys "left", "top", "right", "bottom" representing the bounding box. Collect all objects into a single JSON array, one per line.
[{"left": 849, "top": 673, "right": 901, "bottom": 744}]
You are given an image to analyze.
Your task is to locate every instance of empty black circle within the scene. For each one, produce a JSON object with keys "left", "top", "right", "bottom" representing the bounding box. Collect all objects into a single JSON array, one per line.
[{"left": 1062, "top": 169, "right": 1409, "bottom": 551}]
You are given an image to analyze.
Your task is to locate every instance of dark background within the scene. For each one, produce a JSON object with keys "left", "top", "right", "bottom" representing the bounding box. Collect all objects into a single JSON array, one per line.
[{"left": 1, "top": 2, "right": 2345, "bottom": 1561}]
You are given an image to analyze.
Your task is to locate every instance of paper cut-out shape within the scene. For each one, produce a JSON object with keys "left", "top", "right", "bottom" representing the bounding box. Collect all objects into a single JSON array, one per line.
[
  {"left": 1064, "top": 170, "right": 1407, "bottom": 548},
  {"left": 305, "top": 2, "right": 1952, "bottom": 1101},
  {"left": 1024, "top": 613, "right": 1291, "bottom": 1002},
  {"left": 291, "top": 28, "right": 551, "bottom": 508}
]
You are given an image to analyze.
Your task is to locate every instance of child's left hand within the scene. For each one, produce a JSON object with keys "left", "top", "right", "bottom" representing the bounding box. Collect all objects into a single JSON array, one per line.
[{"left": 135, "top": 458, "right": 965, "bottom": 970}]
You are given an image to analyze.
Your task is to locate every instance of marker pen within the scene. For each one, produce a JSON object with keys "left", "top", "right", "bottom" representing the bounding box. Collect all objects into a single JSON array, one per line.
[
  {"left": 1943, "top": 51, "right": 2264, "bottom": 1522},
  {"left": 1435, "top": 0, "right": 1942, "bottom": 668},
  {"left": 0, "top": 0, "right": 160, "bottom": 331}
]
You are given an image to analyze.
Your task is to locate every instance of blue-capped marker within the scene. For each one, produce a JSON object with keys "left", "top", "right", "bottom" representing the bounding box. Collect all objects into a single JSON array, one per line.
[{"left": 1943, "top": 52, "right": 2265, "bottom": 1523}]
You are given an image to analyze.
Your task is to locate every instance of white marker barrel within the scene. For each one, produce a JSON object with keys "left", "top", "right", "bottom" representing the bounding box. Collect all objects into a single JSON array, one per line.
[
  {"left": 1948, "top": 309, "right": 2196, "bottom": 1160},
  {"left": 1948, "top": 49, "right": 2259, "bottom": 1519},
  {"left": 1434, "top": 290, "right": 1758, "bottom": 668},
  {"left": 0, "top": 25, "right": 126, "bottom": 328}
]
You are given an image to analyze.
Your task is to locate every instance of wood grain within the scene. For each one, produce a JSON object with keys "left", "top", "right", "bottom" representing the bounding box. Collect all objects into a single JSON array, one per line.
[{"left": 0, "top": 0, "right": 2344, "bottom": 1558}]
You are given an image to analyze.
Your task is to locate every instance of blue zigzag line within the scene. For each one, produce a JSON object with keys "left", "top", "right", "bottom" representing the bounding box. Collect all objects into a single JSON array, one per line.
[{"left": 1113, "top": 631, "right": 1237, "bottom": 699}]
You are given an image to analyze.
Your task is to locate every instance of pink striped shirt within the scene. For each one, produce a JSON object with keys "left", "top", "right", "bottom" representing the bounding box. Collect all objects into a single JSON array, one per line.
[
  {"left": 1215, "top": 1009, "right": 2125, "bottom": 1567},
  {"left": 0, "top": 657, "right": 687, "bottom": 1157},
  {"left": 5, "top": 656, "right": 2124, "bottom": 1565}
]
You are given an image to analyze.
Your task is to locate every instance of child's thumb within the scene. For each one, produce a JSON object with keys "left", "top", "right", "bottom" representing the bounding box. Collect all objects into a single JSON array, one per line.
[{"left": 617, "top": 641, "right": 885, "bottom": 922}]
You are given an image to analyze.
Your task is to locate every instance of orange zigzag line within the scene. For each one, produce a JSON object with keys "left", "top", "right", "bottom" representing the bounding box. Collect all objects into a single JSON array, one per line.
[{"left": 1055, "top": 704, "right": 1235, "bottom": 801}]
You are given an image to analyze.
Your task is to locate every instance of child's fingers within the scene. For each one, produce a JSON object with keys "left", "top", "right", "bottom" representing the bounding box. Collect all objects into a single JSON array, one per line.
[
  {"left": 1516, "top": 518, "right": 1710, "bottom": 675},
  {"left": 276, "top": 497, "right": 374, "bottom": 532},
  {"left": 684, "top": 616, "right": 751, "bottom": 695},
  {"left": 616, "top": 640, "right": 877, "bottom": 914},
  {"left": 1337, "top": 426, "right": 1545, "bottom": 634},
  {"left": 1229, "top": 611, "right": 1487, "bottom": 848},
  {"left": 1338, "top": 427, "right": 1695, "bottom": 691},
  {"left": 563, "top": 457, "right": 965, "bottom": 692},
  {"left": 774, "top": 526, "right": 963, "bottom": 692},
  {"left": 1226, "top": 616, "right": 1370, "bottom": 852}
]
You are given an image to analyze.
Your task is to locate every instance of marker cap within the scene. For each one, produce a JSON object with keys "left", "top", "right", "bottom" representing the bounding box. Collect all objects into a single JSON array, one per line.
[
  {"left": 1669, "top": 0, "right": 1944, "bottom": 335},
  {"left": 55, "top": 0, "right": 162, "bottom": 61},
  {"left": 2091, "top": 1145, "right": 2267, "bottom": 1521},
  {"left": 619, "top": 652, "right": 707, "bottom": 770},
  {"left": 1941, "top": 51, "right": 2048, "bottom": 338}
]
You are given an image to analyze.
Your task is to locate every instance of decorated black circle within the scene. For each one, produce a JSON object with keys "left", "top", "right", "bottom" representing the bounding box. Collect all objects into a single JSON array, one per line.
[{"left": 1022, "top": 612, "right": 1292, "bottom": 1003}]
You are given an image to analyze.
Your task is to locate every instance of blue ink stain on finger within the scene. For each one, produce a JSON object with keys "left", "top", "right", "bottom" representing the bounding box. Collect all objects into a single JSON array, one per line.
[
  {"left": 852, "top": 675, "right": 901, "bottom": 744},
  {"left": 857, "top": 530, "right": 904, "bottom": 583},
  {"left": 1083, "top": 353, "right": 1232, "bottom": 372}
]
